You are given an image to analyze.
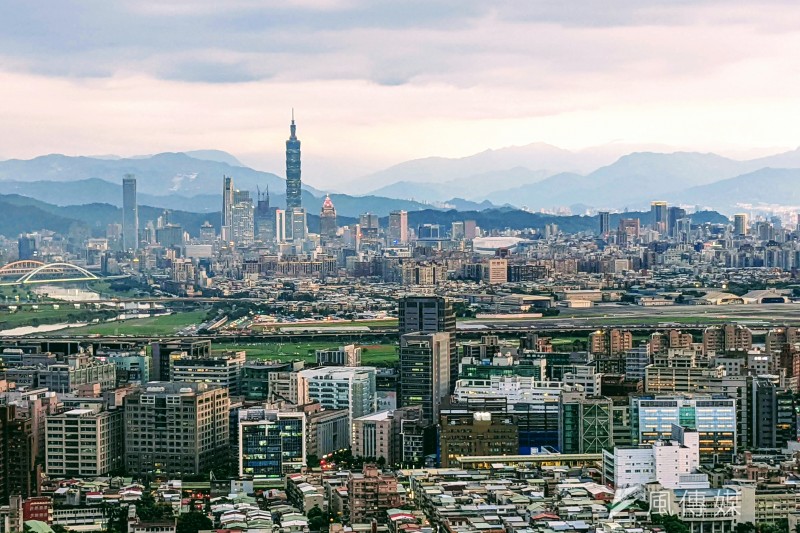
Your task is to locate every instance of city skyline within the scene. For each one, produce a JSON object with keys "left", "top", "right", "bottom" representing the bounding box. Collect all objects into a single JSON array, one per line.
[{"left": 1, "top": 2, "right": 800, "bottom": 187}]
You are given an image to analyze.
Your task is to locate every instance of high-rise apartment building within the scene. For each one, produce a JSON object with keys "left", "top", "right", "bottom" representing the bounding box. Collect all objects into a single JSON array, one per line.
[
  {"left": 388, "top": 211, "right": 408, "bottom": 245},
  {"left": 0, "top": 405, "right": 36, "bottom": 502},
  {"left": 238, "top": 407, "right": 305, "bottom": 479},
  {"left": 222, "top": 175, "right": 234, "bottom": 241},
  {"left": 399, "top": 332, "right": 450, "bottom": 423},
  {"left": 347, "top": 465, "right": 404, "bottom": 524},
  {"left": 122, "top": 175, "right": 138, "bottom": 251},
  {"left": 589, "top": 329, "right": 633, "bottom": 357},
  {"left": 703, "top": 325, "right": 752, "bottom": 354},
  {"left": 45, "top": 406, "right": 123, "bottom": 478},
  {"left": 398, "top": 296, "right": 457, "bottom": 392},
  {"left": 286, "top": 113, "right": 302, "bottom": 210},
  {"left": 319, "top": 195, "right": 337, "bottom": 240},
  {"left": 123, "top": 382, "right": 229, "bottom": 477},
  {"left": 559, "top": 390, "right": 614, "bottom": 454}
]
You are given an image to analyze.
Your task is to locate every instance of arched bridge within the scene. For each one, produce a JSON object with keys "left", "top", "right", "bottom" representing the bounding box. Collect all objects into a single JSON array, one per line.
[{"left": 0, "top": 261, "right": 101, "bottom": 286}]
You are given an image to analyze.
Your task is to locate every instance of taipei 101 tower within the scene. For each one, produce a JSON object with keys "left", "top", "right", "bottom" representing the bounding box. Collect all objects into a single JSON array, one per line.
[{"left": 285, "top": 110, "right": 302, "bottom": 210}]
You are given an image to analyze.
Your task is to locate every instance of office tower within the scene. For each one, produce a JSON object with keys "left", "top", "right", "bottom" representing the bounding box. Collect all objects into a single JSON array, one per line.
[
  {"left": 651, "top": 201, "right": 668, "bottom": 233},
  {"left": 559, "top": 390, "right": 614, "bottom": 454},
  {"left": 255, "top": 187, "right": 275, "bottom": 243},
  {"left": 417, "top": 224, "right": 441, "bottom": 240},
  {"left": 301, "top": 403, "right": 350, "bottom": 458},
  {"left": 439, "top": 410, "right": 518, "bottom": 467},
  {"left": 315, "top": 345, "right": 361, "bottom": 367},
  {"left": 617, "top": 218, "right": 640, "bottom": 245},
  {"left": 352, "top": 411, "right": 393, "bottom": 464},
  {"left": 486, "top": 258, "right": 508, "bottom": 284},
  {"left": 296, "top": 367, "right": 377, "bottom": 434},
  {"left": 150, "top": 339, "right": 211, "bottom": 381},
  {"left": 238, "top": 407, "right": 305, "bottom": 478},
  {"left": 124, "top": 382, "right": 229, "bottom": 477},
  {"left": 17, "top": 235, "right": 37, "bottom": 261},
  {"left": 667, "top": 206, "right": 687, "bottom": 237},
  {"left": 290, "top": 208, "right": 307, "bottom": 242},
  {"left": 603, "top": 424, "right": 700, "bottom": 489},
  {"left": 598, "top": 211, "right": 610, "bottom": 236},
  {"left": 155, "top": 224, "right": 184, "bottom": 248},
  {"left": 199, "top": 222, "right": 216, "bottom": 243},
  {"left": 319, "top": 195, "right": 337, "bottom": 239},
  {"left": 388, "top": 210, "right": 409, "bottom": 245},
  {"left": 463, "top": 219, "right": 477, "bottom": 239},
  {"left": 752, "top": 378, "right": 777, "bottom": 449},
  {"left": 0, "top": 405, "right": 35, "bottom": 502},
  {"left": 231, "top": 190, "right": 255, "bottom": 246},
  {"left": 399, "top": 332, "right": 450, "bottom": 423},
  {"left": 398, "top": 296, "right": 457, "bottom": 392},
  {"left": 275, "top": 209, "right": 287, "bottom": 243},
  {"left": 734, "top": 213, "right": 749, "bottom": 236},
  {"left": 451, "top": 221, "right": 465, "bottom": 240},
  {"left": 122, "top": 175, "right": 138, "bottom": 251},
  {"left": 45, "top": 405, "right": 123, "bottom": 477},
  {"left": 359, "top": 213, "right": 380, "bottom": 240},
  {"left": 631, "top": 394, "right": 737, "bottom": 464},
  {"left": 285, "top": 112, "right": 302, "bottom": 210},
  {"left": 170, "top": 350, "right": 246, "bottom": 396},
  {"left": 222, "top": 176, "right": 234, "bottom": 241}
]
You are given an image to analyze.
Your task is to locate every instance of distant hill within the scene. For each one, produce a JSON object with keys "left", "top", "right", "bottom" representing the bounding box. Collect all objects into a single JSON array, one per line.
[
  {"left": 673, "top": 168, "right": 800, "bottom": 209},
  {"left": 0, "top": 152, "right": 322, "bottom": 198},
  {"left": 0, "top": 192, "right": 729, "bottom": 239}
]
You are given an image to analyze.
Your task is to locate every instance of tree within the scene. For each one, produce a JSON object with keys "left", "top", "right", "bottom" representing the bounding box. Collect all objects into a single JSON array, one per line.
[
  {"left": 176, "top": 512, "right": 212, "bottom": 533},
  {"left": 651, "top": 514, "right": 690, "bottom": 533},
  {"left": 307, "top": 505, "right": 328, "bottom": 531}
]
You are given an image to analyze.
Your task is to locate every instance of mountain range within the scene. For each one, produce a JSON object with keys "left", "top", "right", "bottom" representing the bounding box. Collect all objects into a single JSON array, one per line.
[
  {"left": 347, "top": 143, "right": 800, "bottom": 213},
  {"left": 0, "top": 192, "right": 731, "bottom": 241},
  {"left": 4, "top": 143, "right": 800, "bottom": 217}
]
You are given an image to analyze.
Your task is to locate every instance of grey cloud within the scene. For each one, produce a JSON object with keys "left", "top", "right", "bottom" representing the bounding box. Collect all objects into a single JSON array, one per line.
[{"left": 0, "top": 0, "right": 796, "bottom": 86}]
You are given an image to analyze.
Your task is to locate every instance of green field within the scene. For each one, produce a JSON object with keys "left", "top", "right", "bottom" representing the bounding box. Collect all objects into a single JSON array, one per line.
[
  {"left": 0, "top": 305, "right": 117, "bottom": 331},
  {"left": 214, "top": 340, "right": 398, "bottom": 366},
  {"left": 66, "top": 310, "right": 208, "bottom": 336}
]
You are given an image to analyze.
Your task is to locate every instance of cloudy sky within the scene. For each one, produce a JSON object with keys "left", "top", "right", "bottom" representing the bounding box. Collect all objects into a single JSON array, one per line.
[{"left": 1, "top": 0, "right": 799, "bottom": 187}]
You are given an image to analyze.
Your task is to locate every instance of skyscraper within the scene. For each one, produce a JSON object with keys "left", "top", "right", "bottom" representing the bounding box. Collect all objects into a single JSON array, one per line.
[
  {"left": 734, "top": 213, "right": 748, "bottom": 236},
  {"left": 286, "top": 111, "right": 302, "bottom": 210},
  {"left": 399, "top": 332, "right": 451, "bottom": 423},
  {"left": 667, "top": 206, "right": 687, "bottom": 237},
  {"left": 598, "top": 211, "right": 610, "bottom": 236},
  {"left": 651, "top": 201, "right": 668, "bottom": 233},
  {"left": 231, "top": 189, "right": 254, "bottom": 245},
  {"left": 319, "top": 195, "right": 337, "bottom": 239},
  {"left": 388, "top": 210, "right": 408, "bottom": 244},
  {"left": 398, "top": 296, "right": 457, "bottom": 392},
  {"left": 255, "top": 187, "right": 275, "bottom": 243},
  {"left": 222, "top": 176, "right": 234, "bottom": 241},
  {"left": 122, "top": 174, "right": 138, "bottom": 251}
]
